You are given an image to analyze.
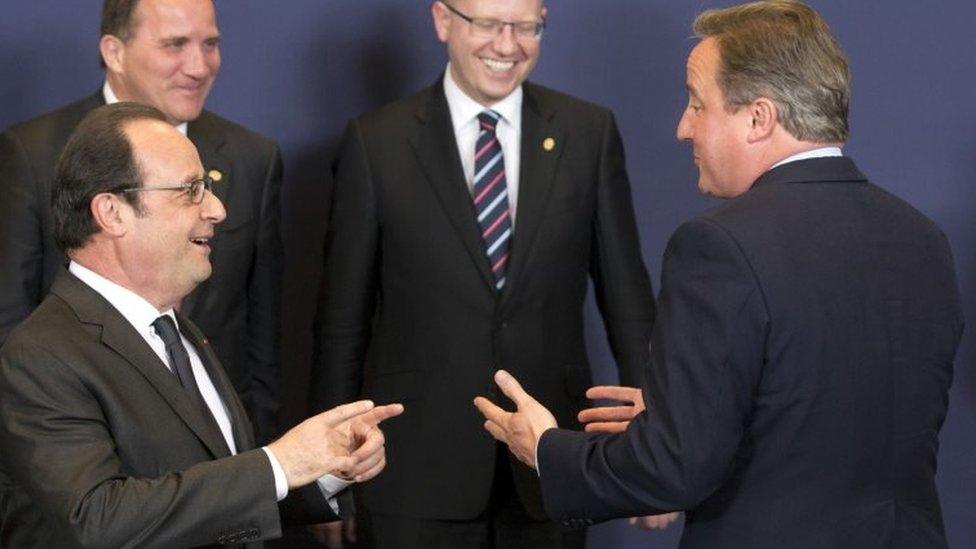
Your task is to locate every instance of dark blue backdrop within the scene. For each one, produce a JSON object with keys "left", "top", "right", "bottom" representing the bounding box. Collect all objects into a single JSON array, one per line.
[{"left": 2, "top": 2, "right": 973, "bottom": 547}]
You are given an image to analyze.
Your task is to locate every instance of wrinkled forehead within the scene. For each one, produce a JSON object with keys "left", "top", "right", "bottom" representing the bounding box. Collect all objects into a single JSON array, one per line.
[{"left": 686, "top": 39, "right": 719, "bottom": 89}]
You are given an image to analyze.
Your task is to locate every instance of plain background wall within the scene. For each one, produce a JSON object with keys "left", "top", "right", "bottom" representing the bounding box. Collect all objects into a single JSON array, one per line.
[{"left": 1, "top": 2, "right": 972, "bottom": 547}]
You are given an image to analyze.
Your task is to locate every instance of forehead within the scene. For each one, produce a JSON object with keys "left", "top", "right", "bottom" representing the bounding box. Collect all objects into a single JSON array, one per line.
[
  {"left": 131, "top": 0, "right": 217, "bottom": 37},
  {"left": 455, "top": 0, "right": 543, "bottom": 17},
  {"left": 686, "top": 38, "right": 720, "bottom": 90},
  {"left": 125, "top": 119, "right": 202, "bottom": 179}
]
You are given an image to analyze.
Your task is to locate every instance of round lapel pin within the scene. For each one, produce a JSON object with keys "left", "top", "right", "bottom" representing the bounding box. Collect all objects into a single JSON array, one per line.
[{"left": 543, "top": 137, "right": 555, "bottom": 152}]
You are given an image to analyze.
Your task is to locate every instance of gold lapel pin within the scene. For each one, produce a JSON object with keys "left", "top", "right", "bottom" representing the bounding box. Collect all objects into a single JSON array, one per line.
[
  {"left": 543, "top": 137, "right": 556, "bottom": 152},
  {"left": 208, "top": 169, "right": 223, "bottom": 182}
]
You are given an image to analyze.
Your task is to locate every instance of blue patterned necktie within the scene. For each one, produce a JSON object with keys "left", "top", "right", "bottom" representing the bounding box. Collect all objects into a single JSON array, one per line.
[{"left": 473, "top": 110, "right": 512, "bottom": 291}]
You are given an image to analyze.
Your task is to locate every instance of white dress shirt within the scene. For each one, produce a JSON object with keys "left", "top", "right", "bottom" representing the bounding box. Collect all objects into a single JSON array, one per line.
[
  {"left": 103, "top": 81, "right": 188, "bottom": 136},
  {"left": 443, "top": 64, "right": 523, "bottom": 228},
  {"left": 769, "top": 146, "right": 843, "bottom": 170},
  {"left": 68, "top": 262, "right": 349, "bottom": 506}
]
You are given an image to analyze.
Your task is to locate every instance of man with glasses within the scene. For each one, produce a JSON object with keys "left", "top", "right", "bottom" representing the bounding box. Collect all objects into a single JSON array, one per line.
[
  {"left": 0, "top": 102, "right": 403, "bottom": 548},
  {"left": 0, "top": 0, "right": 284, "bottom": 446},
  {"left": 311, "top": 0, "right": 655, "bottom": 546}
]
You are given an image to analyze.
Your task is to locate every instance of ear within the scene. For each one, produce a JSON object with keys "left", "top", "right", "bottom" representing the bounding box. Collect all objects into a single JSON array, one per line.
[
  {"left": 746, "top": 97, "right": 778, "bottom": 144},
  {"left": 432, "top": 1, "right": 451, "bottom": 43},
  {"left": 100, "top": 34, "right": 125, "bottom": 74},
  {"left": 90, "top": 192, "right": 130, "bottom": 238}
]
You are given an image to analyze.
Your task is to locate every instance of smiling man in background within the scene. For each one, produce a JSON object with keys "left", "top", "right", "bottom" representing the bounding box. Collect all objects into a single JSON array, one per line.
[
  {"left": 0, "top": 0, "right": 284, "bottom": 446},
  {"left": 311, "top": 0, "right": 657, "bottom": 546}
]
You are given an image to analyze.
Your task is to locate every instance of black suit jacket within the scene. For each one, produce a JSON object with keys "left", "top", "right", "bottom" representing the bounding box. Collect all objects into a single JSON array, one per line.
[
  {"left": 538, "top": 157, "right": 964, "bottom": 548},
  {"left": 311, "top": 81, "right": 655, "bottom": 519},
  {"left": 0, "top": 271, "right": 339, "bottom": 548},
  {"left": 0, "top": 93, "right": 283, "bottom": 442}
]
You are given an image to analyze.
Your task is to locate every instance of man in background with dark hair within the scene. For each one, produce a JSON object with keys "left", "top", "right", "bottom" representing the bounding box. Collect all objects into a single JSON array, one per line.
[
  {"left": 0, "top": 0, "right": 283, "bottom": 445},
  {"left": 476, "top": 1, "right": 964, "bottom": 547},
  {"left": 0, "top": 102, "right": 401, "bottom": 548}
]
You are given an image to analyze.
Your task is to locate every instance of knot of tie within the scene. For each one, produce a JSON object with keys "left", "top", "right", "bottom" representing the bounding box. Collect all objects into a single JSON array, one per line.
[
  {"left": 152, "top": 314, "right": 195, "bottom": 390},
  {"left": 478, "top": 110, "right": 501, "bottom": 133},
  {"left": 152, "top": 314, "right": 182, "bottom": 347}
]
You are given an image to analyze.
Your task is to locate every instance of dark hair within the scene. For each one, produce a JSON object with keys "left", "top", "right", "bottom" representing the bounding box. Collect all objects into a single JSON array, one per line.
[
  {"left": 694, "top": 0, "right": 851, "bottom": 142},
  {"left": 99, "top": 0, "right": 142, "bottom": 67},
  {"left": 101, "top": 0, "right": 142, "bottom": 41},
  {"left": 52, "top": 102, "right": 166, "bottom": 252}
]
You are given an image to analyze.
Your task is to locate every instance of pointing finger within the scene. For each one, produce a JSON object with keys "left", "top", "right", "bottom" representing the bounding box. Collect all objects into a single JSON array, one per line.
[
  {"left": 494, "top": 370, "right": 532, "bottom": 407},
  {"left": 473, "top": 396, "right": 510, "bottom": 425},
  {"left": 320, "top": 400, "right": 375, "bottom": 427}
]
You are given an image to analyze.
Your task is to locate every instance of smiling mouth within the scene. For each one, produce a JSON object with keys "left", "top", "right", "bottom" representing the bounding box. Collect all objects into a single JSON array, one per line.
[
  {"left": 190, "top": 236, "right": 211, "bottom": 250},
  {"left": 481, "top": 58, "right": 516, "bottom": 72}
]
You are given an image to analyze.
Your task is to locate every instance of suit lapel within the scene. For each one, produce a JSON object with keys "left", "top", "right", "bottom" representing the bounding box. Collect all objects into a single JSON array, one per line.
[
  {"left": 500, "top": 86, "right": 564, "bottom": 307},
  {"left": 52, "top": 272, "right": 233, "bottom": 459},
  {"left": 182, "top": 114, "right": 231, "bottom": 316},
  {"left": 409, "top": 86, "right": 496, "bottom": 291}
]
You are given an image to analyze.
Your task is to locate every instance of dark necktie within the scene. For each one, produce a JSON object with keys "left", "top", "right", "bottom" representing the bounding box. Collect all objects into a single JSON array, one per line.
[
  {"left": 473, "top": 110, "right": 513, "bottom": 291},
  {"left": 152, "top": 315, "right": 229, "bottom": 452},
  {"left": 153, "top": 315, "right": 202, "bottom": 393}
]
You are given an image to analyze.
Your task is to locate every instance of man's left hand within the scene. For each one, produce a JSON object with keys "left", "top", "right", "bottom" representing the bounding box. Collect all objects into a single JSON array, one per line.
[{"left": 474, "top": 370, "right": 557, "bottom": 469}]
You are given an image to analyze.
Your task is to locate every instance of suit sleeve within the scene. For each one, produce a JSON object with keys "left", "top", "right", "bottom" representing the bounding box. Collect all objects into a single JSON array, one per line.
[
  {"left": 589, "top": 113, "right": 656, "bottom": 387},
  {"left": 245, "top": 144, "right": 284, "bottom": 443},
  {"left": 0, "top": 130, "right": 45, "bottom": 346},
  {"left": 539, "top": 218, "right": 767, "bottom": 521},
  {"left": 309, "top": 120, "right": 379, "bottom": 412},
  {"left": 0, "top": 342, "right": 286, "bottom": 549}
]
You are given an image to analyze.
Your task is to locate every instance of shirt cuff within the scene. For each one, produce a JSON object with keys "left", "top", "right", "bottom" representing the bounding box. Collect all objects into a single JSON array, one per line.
[
  {"left": 535, "top": 427, "right": 555, "bottom": 476},
  {"left": 262, "top": 446, "right": 352, "bottom": 513},
  {"left": 261, "top": 446, "right": 289, "bottom": 501},
  {"left": 317, "top": 474, "right": 353, "bottom": 514}
]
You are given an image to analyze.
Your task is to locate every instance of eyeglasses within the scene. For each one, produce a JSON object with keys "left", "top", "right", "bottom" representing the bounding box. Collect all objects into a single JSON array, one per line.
[
  {"left": 440, "top": 1, "right": 545, "bottom": 40},
  {"left": 114, "top": 176, "right": 214, "bottom": 205}
]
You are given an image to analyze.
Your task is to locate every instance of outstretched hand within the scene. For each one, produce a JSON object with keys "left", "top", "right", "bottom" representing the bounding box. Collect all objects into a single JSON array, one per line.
[
  {"left": 578, "top": 385, "right": 645, "bottom": 433},
  {"left": 473, "top": 370, "right": 557, "bottom": 469},
  {"left": 579, "top": 386, "right": 678, "bottom": 530}
]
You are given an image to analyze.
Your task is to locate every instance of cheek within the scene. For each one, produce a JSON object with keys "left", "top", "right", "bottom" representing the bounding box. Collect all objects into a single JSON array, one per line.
[{"left": 207, "top": 51, "right": 221, "bottom": 73}]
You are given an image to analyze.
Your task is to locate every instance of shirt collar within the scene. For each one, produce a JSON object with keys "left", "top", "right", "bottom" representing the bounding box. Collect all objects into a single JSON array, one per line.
[
  {"left": 103, "top": 81, "right": 189, "bottom": 136},
  {"left": 443, "top": 64, "right": 522, "bottom": 134},
  {"left": 769, "top": 146, "right": 843, "bottom": 171},
  {"left": 69, "top": 260, "right": 178, "bottom": 333}
]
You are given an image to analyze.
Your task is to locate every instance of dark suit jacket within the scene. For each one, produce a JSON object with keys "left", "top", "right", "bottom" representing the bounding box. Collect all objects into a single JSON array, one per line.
[
  {"left": 311, "top": 81, "right": 655, "bottom": 520},
  {"left": 0, "top": 270, "right": 339, "bottom": 549},
  {"left": 0, "top": 92, "right": 283, "bottom": 443},
  {"left": 538, "top": 157, "right": 964, "bottom": 548}
]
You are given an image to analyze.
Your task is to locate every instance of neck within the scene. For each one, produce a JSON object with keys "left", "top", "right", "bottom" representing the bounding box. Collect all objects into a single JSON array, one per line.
[{"left": 71, "top": 246, "right": 180, "bottom": 312}]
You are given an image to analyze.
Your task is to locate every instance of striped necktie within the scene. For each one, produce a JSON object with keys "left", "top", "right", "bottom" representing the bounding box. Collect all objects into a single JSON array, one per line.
[{"left": 473, "top": 110, "right": 512, "bottom": 291}]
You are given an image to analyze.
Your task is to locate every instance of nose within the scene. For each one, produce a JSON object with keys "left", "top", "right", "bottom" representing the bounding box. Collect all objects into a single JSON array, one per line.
[
  {"left": 492, "top": 24, "right": 519, "bottom": 55},
  {"left": 182, "top": 45, "right": 216, "bottom": 80},
  {"left": 676, "top": 110, "right": 693, "bottom": 142},
  {"left": 201, "top": 190, "right": 226, "bottom": 224}
]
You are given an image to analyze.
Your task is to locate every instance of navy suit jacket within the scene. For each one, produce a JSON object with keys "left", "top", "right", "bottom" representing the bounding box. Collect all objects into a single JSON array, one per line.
[{"left": 539, "top": 157, "right": 963, "bottom": 548}]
